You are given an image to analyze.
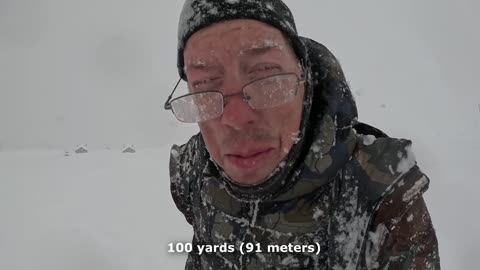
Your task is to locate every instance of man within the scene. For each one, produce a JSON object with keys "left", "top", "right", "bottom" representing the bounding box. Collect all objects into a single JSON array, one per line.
[{"left": 165, "top": 0, "right": 440, "bottom": 269}]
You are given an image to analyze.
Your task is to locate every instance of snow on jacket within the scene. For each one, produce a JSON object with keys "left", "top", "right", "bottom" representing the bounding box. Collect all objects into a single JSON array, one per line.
[{"left": 169, "top": 38, "right": 440, "bottom": 270}]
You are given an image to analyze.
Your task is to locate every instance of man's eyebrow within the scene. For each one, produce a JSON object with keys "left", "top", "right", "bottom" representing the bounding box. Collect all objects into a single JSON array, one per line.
[
  {"left": 185, "top": 60, "right": 216, "bottom": 71},
  {"left": 239, "top": 44, "right": 283, "bottom": 56}
]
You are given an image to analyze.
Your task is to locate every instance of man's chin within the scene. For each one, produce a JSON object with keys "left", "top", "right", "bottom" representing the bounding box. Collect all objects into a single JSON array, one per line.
[{"left": 226, "top": 170, "right": 271, "bottom": 186}]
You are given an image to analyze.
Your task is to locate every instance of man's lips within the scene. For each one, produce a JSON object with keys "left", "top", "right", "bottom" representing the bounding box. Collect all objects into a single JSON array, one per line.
[{"left": 225, "top": 148, "right": 274, "bottom": 170}]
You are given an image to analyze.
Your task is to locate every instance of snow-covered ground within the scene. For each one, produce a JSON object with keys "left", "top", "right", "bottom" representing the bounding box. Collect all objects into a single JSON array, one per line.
[
  {"left": 0, "top": 126, "right": 478, "bottom": 269},
  {"left": 1, "top": 0, "right": 479, "bottom": 269},
  {"left": 0, "top": 147, "right": 191, "bottom": 269}
]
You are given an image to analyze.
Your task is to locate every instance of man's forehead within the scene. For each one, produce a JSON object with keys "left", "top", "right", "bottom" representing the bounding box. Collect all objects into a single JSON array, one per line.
[
  {"left": 185, "top": 41, "right": 285, "bottom": 70},
  {"left": 186, "top": 20, "right": 288, "bottom": 51},
  {"left": 185, "top": 35, "right": 288, "bottom": 66}
]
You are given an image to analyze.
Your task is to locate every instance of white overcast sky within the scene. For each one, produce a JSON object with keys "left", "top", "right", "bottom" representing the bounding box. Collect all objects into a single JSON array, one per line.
[{"left": 0, "top": 0, "right": 478, "bottom": 150}]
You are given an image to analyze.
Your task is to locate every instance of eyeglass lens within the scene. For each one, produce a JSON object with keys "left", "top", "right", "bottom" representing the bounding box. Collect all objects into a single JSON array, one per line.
[{"left": 170, "top": 74, "right": 300, "bottom": 123}]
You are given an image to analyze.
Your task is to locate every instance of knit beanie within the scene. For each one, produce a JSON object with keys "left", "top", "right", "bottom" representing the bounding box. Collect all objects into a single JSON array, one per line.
[{"left": 177, "top": 0, "right": 307, "bottom": 80}]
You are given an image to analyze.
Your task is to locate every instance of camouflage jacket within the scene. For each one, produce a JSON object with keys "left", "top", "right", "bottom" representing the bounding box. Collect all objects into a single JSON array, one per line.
[{"left": 169, "top": 38, "right": 440, "bottom": 269}]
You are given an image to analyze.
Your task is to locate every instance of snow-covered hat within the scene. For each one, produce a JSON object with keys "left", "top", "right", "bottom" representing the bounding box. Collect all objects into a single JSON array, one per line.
[{"left": 177, "top": 0, "right": 307, "bottom": 80}]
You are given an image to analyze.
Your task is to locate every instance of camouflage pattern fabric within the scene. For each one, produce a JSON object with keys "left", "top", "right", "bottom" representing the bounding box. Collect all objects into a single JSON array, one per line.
[{"left": 169, "top": 38, "right": 440, "bottom": 269}]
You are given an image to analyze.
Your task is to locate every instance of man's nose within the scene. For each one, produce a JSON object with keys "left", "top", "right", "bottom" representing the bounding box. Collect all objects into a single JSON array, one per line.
[{"left": 220, "top": 93, "right": 258, "bottom": 130}]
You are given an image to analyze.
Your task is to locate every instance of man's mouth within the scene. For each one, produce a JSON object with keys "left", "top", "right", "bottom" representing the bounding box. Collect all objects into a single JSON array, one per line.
[{"left": 225, "top": 148, "right": 274, "bottom": 170}]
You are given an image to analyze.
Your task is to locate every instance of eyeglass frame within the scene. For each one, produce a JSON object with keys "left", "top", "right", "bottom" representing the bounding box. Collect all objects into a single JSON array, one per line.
[{"left": 164, "top": 72, "right": 306, "bottom": 122}]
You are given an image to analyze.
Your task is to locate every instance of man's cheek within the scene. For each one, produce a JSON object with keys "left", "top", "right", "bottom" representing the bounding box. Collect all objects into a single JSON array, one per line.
[
  {"left": 271, "top": 106, "right": 300, "bottom": 126},
  {"left": 199, "top": 124, "right": 221, "bottom": 154}
]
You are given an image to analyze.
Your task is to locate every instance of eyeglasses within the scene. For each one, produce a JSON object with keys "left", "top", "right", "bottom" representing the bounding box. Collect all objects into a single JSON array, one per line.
[{"left": 164, "top": 73, "right": 305, "bottom": 123}]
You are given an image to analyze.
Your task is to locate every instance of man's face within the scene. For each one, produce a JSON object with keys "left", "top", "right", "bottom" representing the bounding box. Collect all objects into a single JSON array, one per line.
[{"left": 183, "top": 19, "right": 304, "bottom": 185}]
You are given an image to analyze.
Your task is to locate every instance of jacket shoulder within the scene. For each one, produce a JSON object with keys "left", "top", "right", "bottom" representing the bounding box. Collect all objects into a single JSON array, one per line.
[
  {"left": 354, "top": 135, "right": 416, "bottom": 183},
  {"left": 358, "top": 135, "right": 440, "bottom": 268},
  {"left": 354, "top": 125, "right": 432, "bottom": 216},
  {"left": 352, "top": 122, "right": 414, "bottom": 185},
  {"left": 351, "top": 124, "right": 430, "bottom": 207}
]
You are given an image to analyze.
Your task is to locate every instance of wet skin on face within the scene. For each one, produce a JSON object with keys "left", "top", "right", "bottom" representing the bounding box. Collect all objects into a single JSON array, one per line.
[{"left": 183, "top": 19, "right": 305, "bottom": 185}]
